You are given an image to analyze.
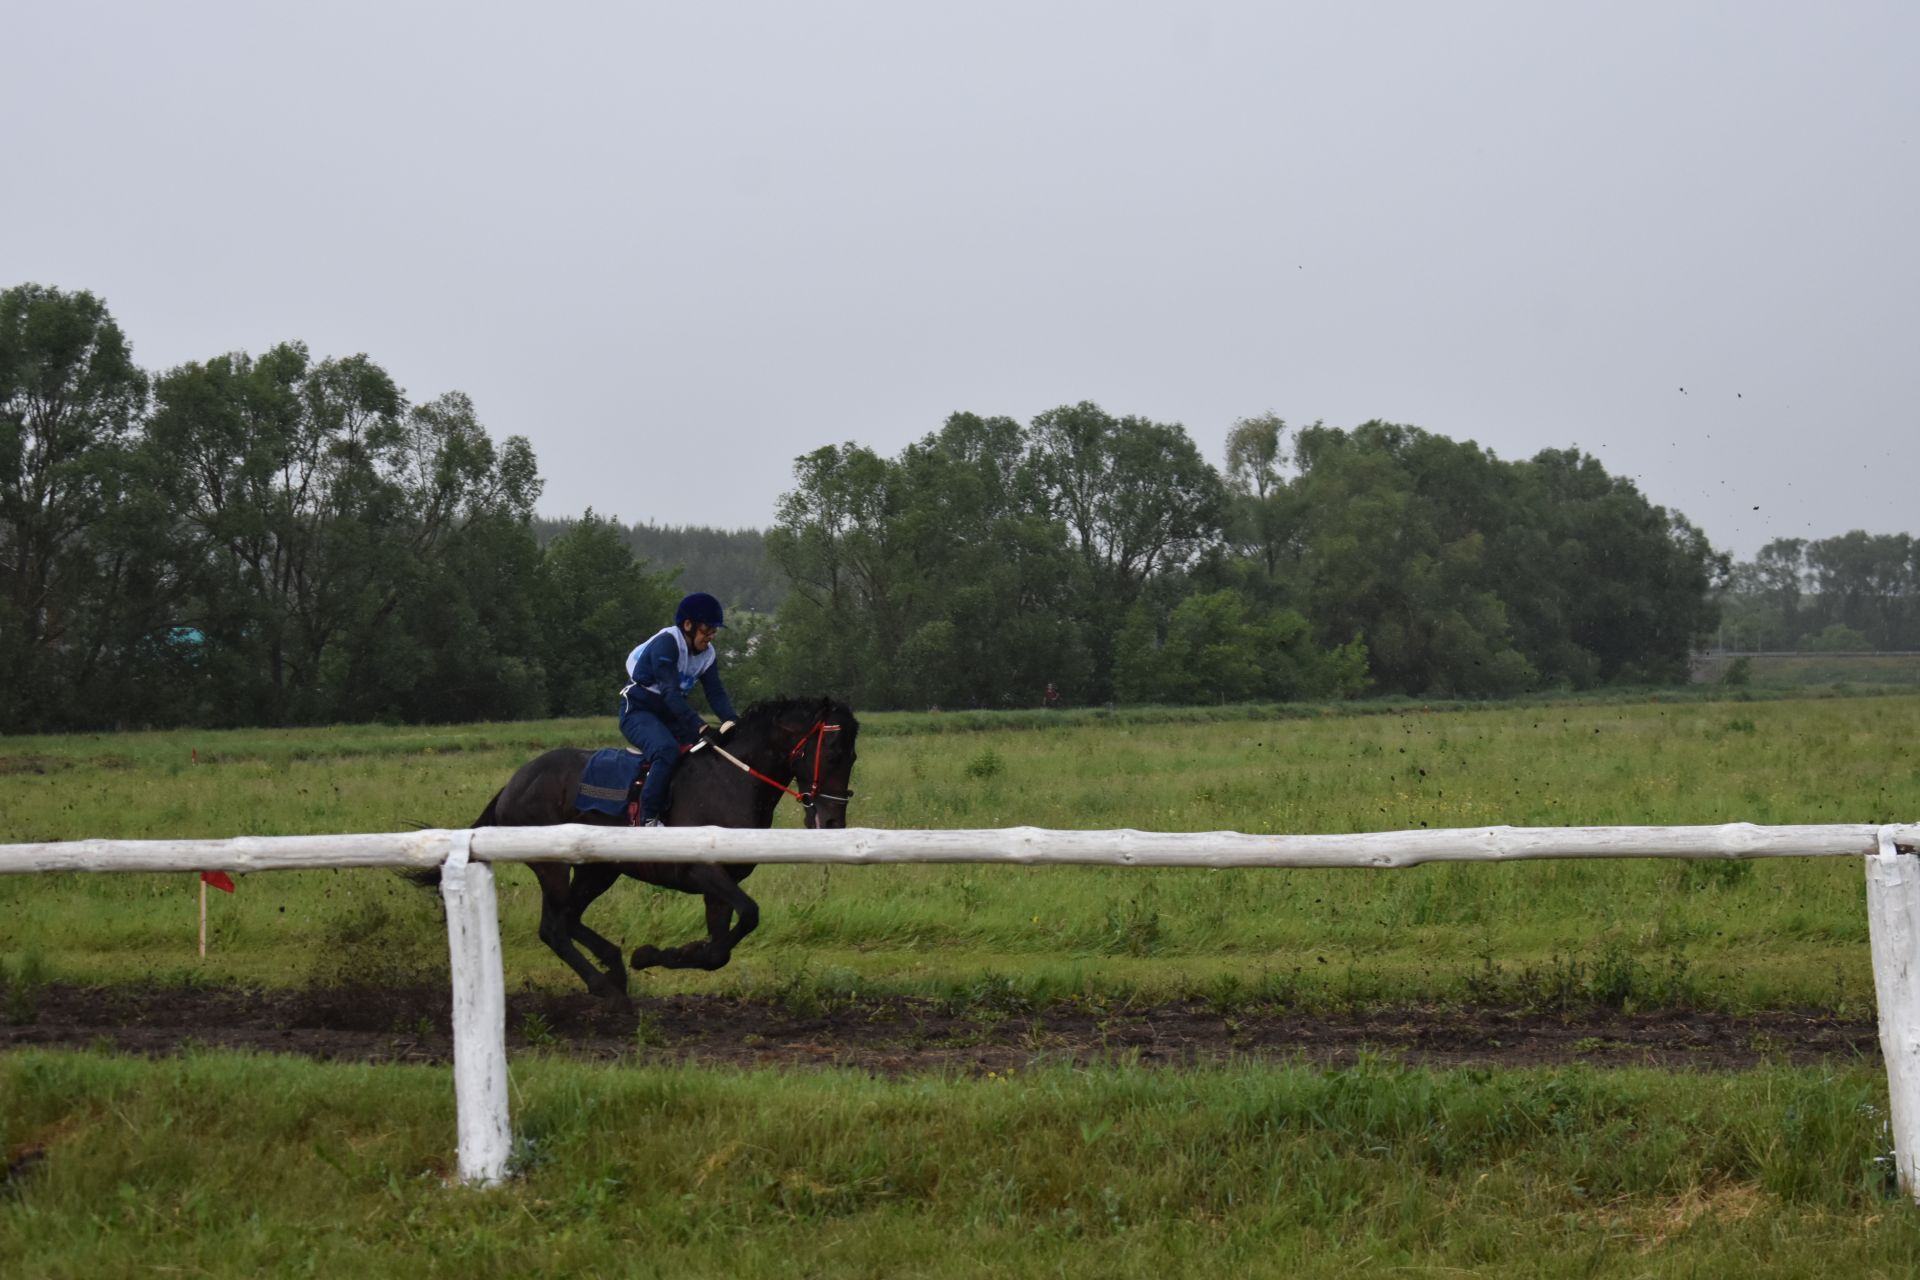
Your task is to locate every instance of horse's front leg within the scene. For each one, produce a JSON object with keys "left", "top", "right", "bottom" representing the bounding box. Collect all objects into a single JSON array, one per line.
[{"left": 631, "top": 867, "right": 758, "bottom": 972}]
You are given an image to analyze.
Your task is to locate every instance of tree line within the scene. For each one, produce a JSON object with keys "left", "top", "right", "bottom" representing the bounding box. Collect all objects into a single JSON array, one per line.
[
  {"left": 0, "top": 284, "right": 693, "bottom": 730},
  {"left": 747, "top": 407, "right": 1727, "bottom": 709},
  {"left": 5, "top": 281, "right": 1737, "bottom": 731},
  {"left": 1718, "top": 534, "right": 1920, "bottom": 653}
]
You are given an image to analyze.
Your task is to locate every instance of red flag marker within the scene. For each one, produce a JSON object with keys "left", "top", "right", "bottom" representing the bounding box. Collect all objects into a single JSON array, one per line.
[{"left": 197, "top": 872, "right": 232, "bottom": 959}]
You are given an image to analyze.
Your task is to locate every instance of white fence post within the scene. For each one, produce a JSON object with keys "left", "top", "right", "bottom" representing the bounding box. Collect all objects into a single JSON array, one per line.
[
  {"left": 1867, "top": 827, "right": 1920, "bottom": 1201},
  {"left": 438, "top": 829, "right": 511, "bottom": 1186}
]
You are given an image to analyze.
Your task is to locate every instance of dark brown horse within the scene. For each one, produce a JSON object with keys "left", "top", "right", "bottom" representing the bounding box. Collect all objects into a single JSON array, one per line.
[{"left": 458, "top": 696, "right": 858, "bottom": 998}]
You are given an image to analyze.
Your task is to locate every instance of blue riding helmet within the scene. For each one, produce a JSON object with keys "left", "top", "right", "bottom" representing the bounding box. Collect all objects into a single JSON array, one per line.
[{"left": 675, "top": 592, "right": 725, "bottom": 630}]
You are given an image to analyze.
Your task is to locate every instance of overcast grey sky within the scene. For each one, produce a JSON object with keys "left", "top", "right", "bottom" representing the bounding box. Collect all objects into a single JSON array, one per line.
[{"left": 8, "top": 1, "right": 1914, "bottom": 560}]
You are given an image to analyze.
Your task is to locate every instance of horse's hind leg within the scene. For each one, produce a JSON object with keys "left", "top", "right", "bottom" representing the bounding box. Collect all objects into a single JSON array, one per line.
[
  {"left": 631, "top": 867, "right": 758, "bottom": 973},
  {"left": 534, "top": 862, "right": 627, "bottom": 998}
]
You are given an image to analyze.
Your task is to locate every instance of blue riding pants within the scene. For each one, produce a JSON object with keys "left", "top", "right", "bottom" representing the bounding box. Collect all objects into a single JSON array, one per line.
[{"left": 618, "top": 705, "right": 682, "bottom": 823}]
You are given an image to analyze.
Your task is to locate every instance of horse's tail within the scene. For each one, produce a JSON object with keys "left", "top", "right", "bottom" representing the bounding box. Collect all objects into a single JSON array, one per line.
[
  {"left": 402, "top": 789, "right": 504, "bottom": 890},
  {"left": 473, "top": 789, "right": 503, "bottom": 829}
]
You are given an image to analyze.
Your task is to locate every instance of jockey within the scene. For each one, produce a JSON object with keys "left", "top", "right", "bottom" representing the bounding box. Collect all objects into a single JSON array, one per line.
[{"left": 619, "top": 591, "right": 740, "bottom": 826}]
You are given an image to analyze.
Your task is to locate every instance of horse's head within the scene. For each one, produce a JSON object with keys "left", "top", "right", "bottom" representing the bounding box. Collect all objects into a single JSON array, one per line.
[{"left": 785, "top": 696, "right": 859, "bottom": 829}]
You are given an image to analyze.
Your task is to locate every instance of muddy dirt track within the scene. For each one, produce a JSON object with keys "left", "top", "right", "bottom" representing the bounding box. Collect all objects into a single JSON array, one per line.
[{"left": 0, "top": 984, "right": 1881, "bottom": 1074}]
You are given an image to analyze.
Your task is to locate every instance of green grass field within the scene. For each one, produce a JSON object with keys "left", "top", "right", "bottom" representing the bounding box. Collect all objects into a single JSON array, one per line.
[
  {"left": 1696, "top": 652, "right": 1920, "bottom": 691},
  {"left": 5, "top": 692, "right": 1920, "bottom": 1275},
  {"left": 5, "top": 1050, "right": 1919, "bottom": 1278},
  {"left": 2, "top": 692, "right": 1914, "bottom": 1009}
]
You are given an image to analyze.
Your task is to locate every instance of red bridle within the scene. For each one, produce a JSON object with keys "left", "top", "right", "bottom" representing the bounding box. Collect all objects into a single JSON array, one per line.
[
  {"left": 787, "top": 719, "right": 850, "bottom": 807},
  {"left": 707, "top": 718, "right": 851, "bottom": 810}
]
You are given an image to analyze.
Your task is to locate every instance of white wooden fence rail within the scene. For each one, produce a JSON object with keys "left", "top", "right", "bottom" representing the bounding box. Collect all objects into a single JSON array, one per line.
[{"left": 4, "top": 821, "right": 1919, "bottom": 1193}]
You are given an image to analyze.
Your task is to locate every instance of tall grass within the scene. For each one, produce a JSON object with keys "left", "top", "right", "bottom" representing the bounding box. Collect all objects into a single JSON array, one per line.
[
  {"left": 3, "top": 1049, "right": 1917, "bottom": 1277},
  {"left": 1, "top": 694, "right": 1915, "bottom": 1008}
]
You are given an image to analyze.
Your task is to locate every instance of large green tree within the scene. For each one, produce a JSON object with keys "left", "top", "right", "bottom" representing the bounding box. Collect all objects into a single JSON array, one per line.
[
  {"left": 1506, "top": 448, "right": 1724, "bottom": 685},
  {"left": 887, "top": 413, "right": 1089, "bottom": 706},
  {"left": 1028, "top": 402, "right": 1225, "bottom": 698},
  {"left": 148, "top": 345, "right": 543, "bottom": 724},
  {"left": 325, "top": 391, "right": 546, "bottom": 722},
  {"left": 1029, "top": 401, "right": 1225, "bottom": 605},
  {"left": 1274, "top": 423, "right": 1527, "bottom": 695},
  {"left": 1806, "top": 531, "right": 1916, "bottom": 648},
  {"left": 762, "top": 442, "right": 897, "bottom": 702},
  {"left": 765, "top": 417, "right": 1092, "bottom": 709},
  {"left": 537, "top": 510, "right": 680, "bottom": 716},
  {"left": 1222, "top": 411, "right": 1302, "bottom": 581},
  {"left": 1720, "top": 533, "right": 1920, "bottom": 653},
  {"left": 0, "top": 284, "right": 151, "bottom": 729},
  {"left": 1272, "top": 423, "right": 1722, "bottom": 695}
]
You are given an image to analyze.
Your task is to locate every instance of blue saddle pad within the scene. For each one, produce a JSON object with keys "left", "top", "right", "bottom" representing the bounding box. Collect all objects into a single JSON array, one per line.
[{"left": 575, "top": 748, "right": 648, "bottom": 817}]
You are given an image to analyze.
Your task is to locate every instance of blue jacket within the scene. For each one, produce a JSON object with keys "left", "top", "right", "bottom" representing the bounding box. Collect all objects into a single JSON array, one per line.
[{"left": 620, "top": 625, "right": 738, "bottom": 743}]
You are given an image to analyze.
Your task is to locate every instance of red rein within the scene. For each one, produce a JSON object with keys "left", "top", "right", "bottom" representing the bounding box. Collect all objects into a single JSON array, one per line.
[{"left": 727, "top": 719, "right": 844, "bottom": 807}]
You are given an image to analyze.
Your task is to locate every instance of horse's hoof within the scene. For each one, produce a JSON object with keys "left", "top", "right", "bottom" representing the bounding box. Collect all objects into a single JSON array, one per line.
[
  {"left": 630, "top": 945, "right": 660, "bottom": 970},
  {"left": 587, "top": 974, "right": 626, "bottom": 1000}
]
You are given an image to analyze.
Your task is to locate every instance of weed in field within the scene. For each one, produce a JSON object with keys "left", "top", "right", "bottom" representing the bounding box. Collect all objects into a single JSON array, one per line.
[
  {"left": 1101, "top": 888, "right": 1163, "bottom": 957},
  {"left": 938, "top": 971, "right": 1041, "bottom": 1017},
  {"left": 1588, "top": 938, "right": 1645, "bottom": 1007},
  {"left": 306, "top": 890, "right": 439, "bottom": 991},
  {"left": 519, "top": 1011, "right": 557, "bottom": 1048},
  {"left": 506, "top": 1132, "right": 550, "bottom": 1179},
  {"left": 1465, "top": 938, "right": 1701, "bottom": 1012},
  {"left": 957, "top": 876, "right": 984, "bottom": 916},
  {"left": 945, "top": 1013, "right": 1003, "bottom": 1047},
  {"left": 780, "top": 975, "right": 829, "bottom": 1021},
  {"left": 963, "top": 747, "right": 1003, "bottom": 780},
  {"left": 1676, "top": 857, "right": 1756, "bottom": 892},
  {"left": 1250, "top": 966, "right": 1308, "bottom": 1008},
  {"left": 1202, "top": 972, "right": 1244, "bottom": 1016},
  {"left": 0, "top": 950, "right": 47, "bottom": 1025},
  {"left": 746, "top": 960, "right": 864, "bottom": 1020},
  {"left": 632, "top": 1009, "right": 668, "bottom": 1049}
]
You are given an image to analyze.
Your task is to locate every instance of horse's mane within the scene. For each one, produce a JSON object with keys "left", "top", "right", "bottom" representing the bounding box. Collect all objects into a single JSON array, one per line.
[{"left": 735, "top": 696, "right": 859, "bottom": 733}]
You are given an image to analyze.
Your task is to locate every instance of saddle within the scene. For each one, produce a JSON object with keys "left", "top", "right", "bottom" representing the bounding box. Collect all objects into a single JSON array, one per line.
[
  {"left": 575, "top": 743, "right": 699, "bottom": 824},
  {"left": 574, "top": 747, "right": 652, "bottom": 823}
]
